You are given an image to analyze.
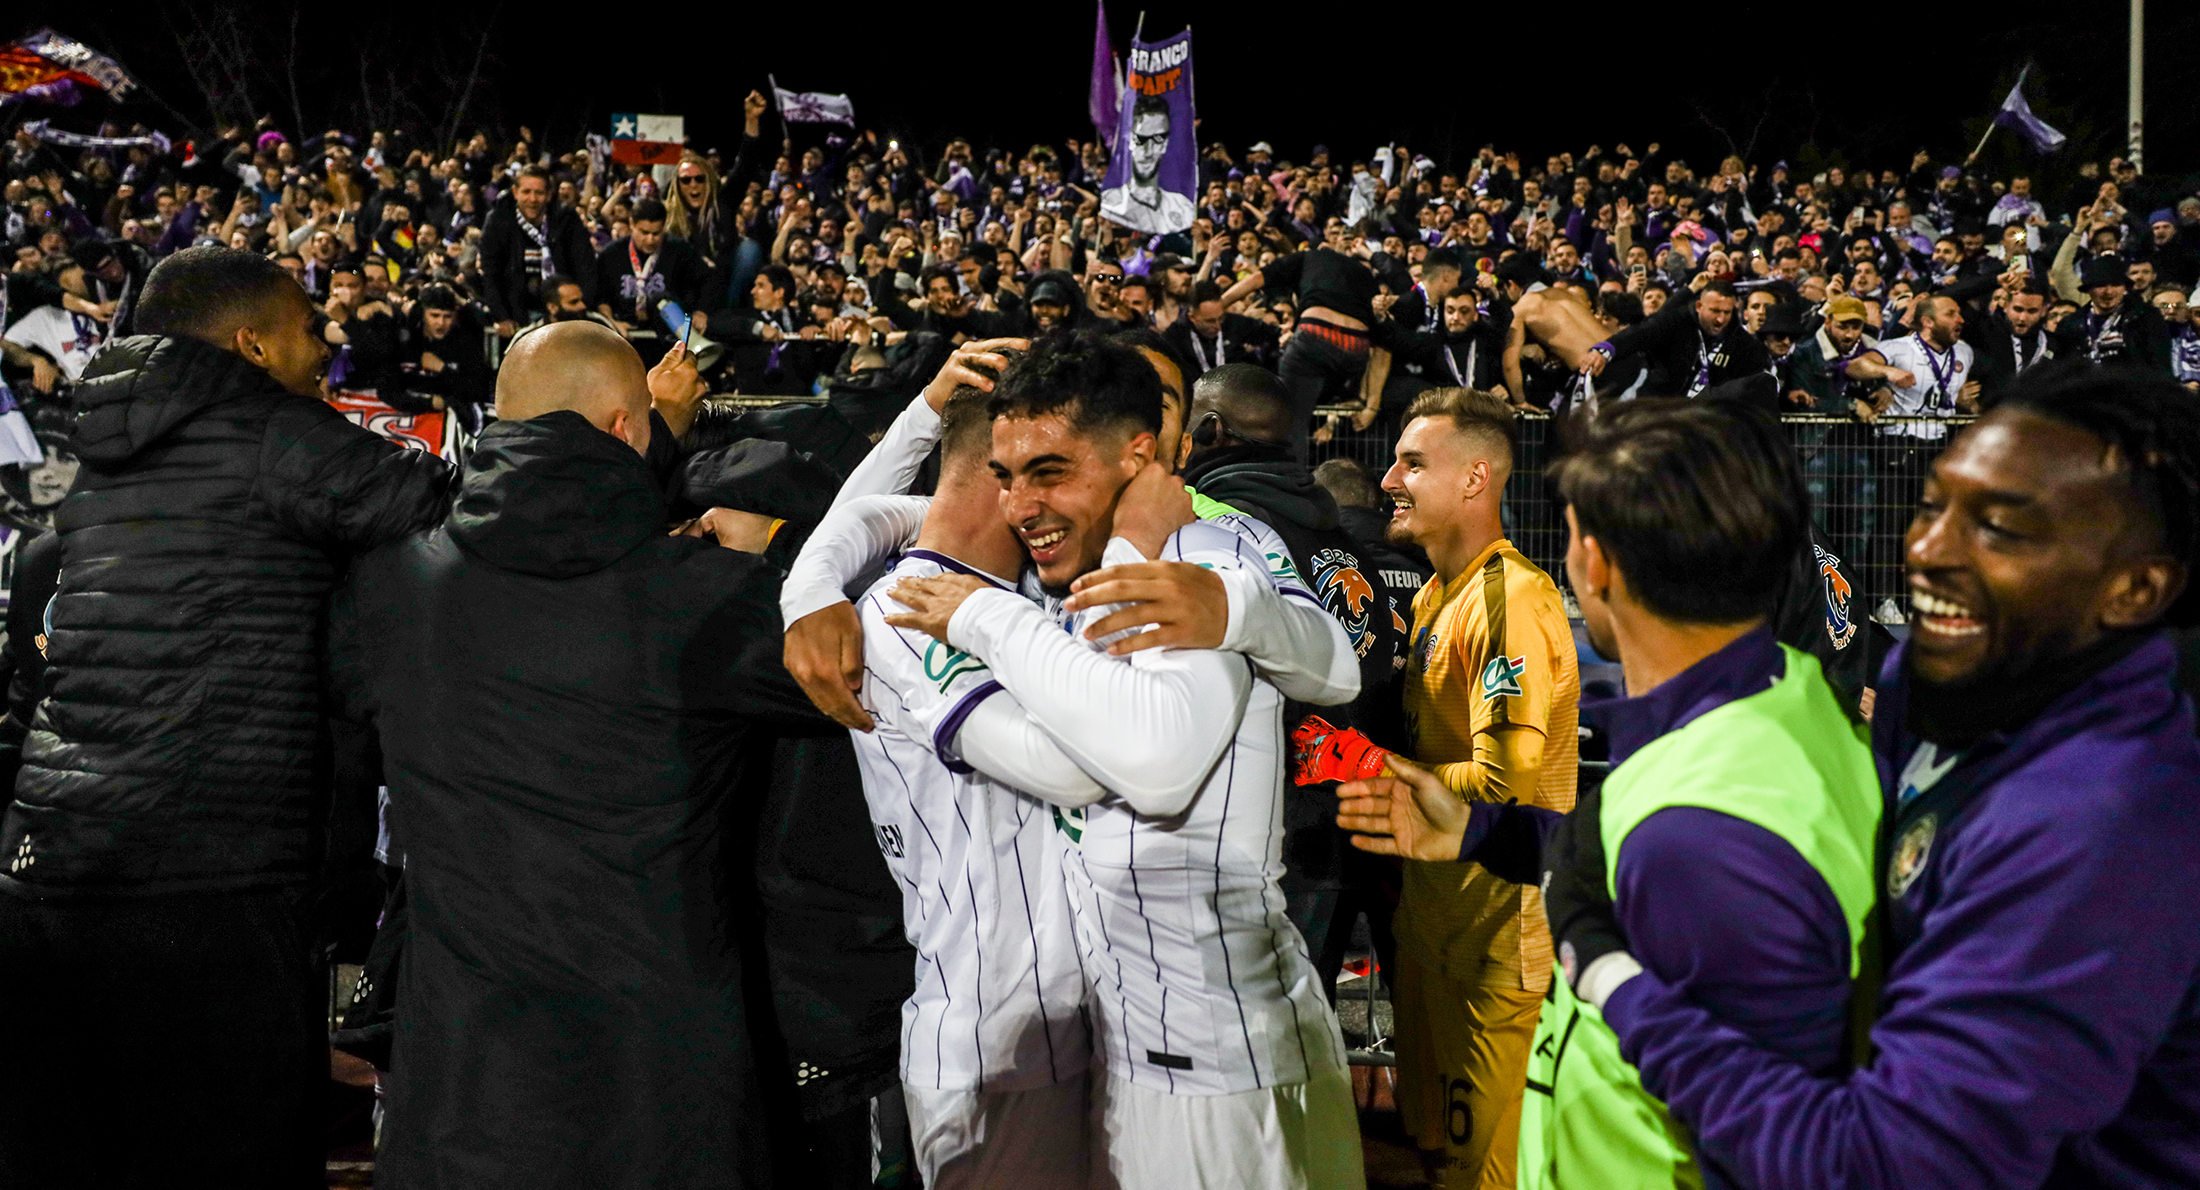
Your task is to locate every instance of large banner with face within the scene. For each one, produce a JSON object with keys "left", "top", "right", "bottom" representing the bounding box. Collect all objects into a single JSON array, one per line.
[{"left": 1098, "top": 29, "right": 1196, "bottom": 235}]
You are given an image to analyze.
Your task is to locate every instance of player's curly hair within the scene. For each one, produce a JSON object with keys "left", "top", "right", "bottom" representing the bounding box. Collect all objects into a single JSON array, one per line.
[
  {"left": 988, "top": 330, "right": 1163, "bottom": 440},
  {"left": 1997, "top": 360, "right": 2200, "bottom": 627}
]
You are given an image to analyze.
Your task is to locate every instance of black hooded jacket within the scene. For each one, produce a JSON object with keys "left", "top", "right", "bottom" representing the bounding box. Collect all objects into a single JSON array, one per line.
[
  {"left": 1186, "top": 444, "right": 1407, "bottom": 695},
  {"left": 3, "top": 335, "right": 456, "bottom": 899},
  {"left": 1185, "top": 443, "right": 1407, "bottom": 887},
  {"left": 1335, "top": 504, "right": 1434, "bottom": 605},
  {"left": 1772, "top": 520, "right": 1893, "bottom": 716},
  {"left": 335, "top": 412, "right": 835, "bottom": 1187}
]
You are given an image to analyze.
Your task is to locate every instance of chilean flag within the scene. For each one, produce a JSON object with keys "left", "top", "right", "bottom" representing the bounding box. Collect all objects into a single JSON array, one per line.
[{"left": 610, "top": 113, "right": 684, "bottom": 165}]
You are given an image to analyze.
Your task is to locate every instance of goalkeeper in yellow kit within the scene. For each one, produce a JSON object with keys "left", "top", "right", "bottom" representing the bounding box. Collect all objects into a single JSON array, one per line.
[{"left": 1294, "top": 388, "right": 1578, "bottom": 1188}]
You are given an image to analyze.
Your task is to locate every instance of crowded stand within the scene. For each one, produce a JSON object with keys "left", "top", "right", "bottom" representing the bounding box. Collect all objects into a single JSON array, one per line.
[
  {"left": 11, "top": 90, "right": 2200, "bottom": 613},
  {"left": 3, "top": 28, "right": 2200, "bottom": 1190}
]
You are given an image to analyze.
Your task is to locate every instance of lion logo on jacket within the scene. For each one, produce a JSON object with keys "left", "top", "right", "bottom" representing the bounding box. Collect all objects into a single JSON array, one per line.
[
  {"left": 1815, "top": 543, "right": 1857, "bottom": 650},
  {"left": 1310, "top": 547, "right": 1376, "bottom": 658}
]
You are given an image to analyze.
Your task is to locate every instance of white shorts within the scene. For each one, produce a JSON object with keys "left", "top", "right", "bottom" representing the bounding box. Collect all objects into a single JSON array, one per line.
[
  {"left": 1091, "top": 1062, "right": 1365, "bottom": 1190},
  {"left": 904, "top": 1076, "right": 1091, "bottom": 1190}
]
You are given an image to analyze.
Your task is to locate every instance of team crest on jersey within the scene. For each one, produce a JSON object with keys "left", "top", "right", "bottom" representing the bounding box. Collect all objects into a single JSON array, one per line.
[
  {"left": 1480, "top": 654, "right": 1527, "bottom": 701},
  {"left": 1413, "top": 626, "right": 1436, "bottom": 674},
  {"left": 922, "top": 640, "right": 986, "bottom": 694},
  {"left": 1815, "top": 544, "right": 1857, "bottom": 650},
  {"left": 1052, "top": 804, "right": 1085, "bottom": 848},
  {"left": 1887, "top": 813, "right": 1937, "bottom": 897},
  {"left": 1309, "top": 548, "right": 1376, "bottom": 659}
]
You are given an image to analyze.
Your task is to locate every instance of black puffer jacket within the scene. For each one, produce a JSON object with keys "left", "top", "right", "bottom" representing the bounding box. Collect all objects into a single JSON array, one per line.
[
  {"left": 2, "top": 334, "right": 458, "bottom": 898},
  {"left": 337, "top": 412, "right": 838, "bottom": 1185}
]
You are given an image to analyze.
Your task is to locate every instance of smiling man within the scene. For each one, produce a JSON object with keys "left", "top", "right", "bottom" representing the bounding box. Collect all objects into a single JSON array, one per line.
[
  {"left": 1331, "top": 398, "right": 1882, "bottom": 1190},
  {"left": 884, "top": 332, "right": 1365, "bottom": 1189},
  {"left": 0, "top": 246, "right": 458, "bottom": 1185},
  {"left": 1294, "top": 386, "right": 1578, "bottom": 1188},
  {"left": 1576, "top": 362, "right": 2200, "bottom": 1188}
]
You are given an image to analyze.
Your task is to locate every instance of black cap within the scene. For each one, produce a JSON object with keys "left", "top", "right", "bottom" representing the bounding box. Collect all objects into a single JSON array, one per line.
[
  {"left": 2081, "top": 255, "right": 2130, "bottom": 289},
  {"left": 1028, "top": 277, "right": 1074, "bottom": 306}
]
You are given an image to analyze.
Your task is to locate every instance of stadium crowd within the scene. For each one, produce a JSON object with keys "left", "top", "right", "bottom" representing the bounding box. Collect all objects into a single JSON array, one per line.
[
  {"left": 0, "top": 93, "right": 2197, "bottom": 1190},
  {"left": 9, "top": 97, "right": 2200, "bottom": 420}
]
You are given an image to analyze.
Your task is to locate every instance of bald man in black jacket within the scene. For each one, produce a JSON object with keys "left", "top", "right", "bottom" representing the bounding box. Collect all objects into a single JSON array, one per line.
[{"left": 337, "top": 323, "right": 831, "bottom": 1189}]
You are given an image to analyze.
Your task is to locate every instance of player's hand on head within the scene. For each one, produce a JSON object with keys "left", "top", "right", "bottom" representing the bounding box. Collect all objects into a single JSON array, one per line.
[
  {"left": 922, "top": 337, "right": 1029, "bottom": 413},
  {"left": 883, "top": 573, "right": 989, "bottom": 644},
  {"left": 1334, "top": 756, "right": 1465, "bottom": 863},
  {"left": 1110, "top": 461, "right": 1195, "bottom": 559},
  {"left": 784, "top": 603, "right": 874, "bottom": 732},
  {"left": 1063, "top": 560, "right": 1226, "bottom": 655}
]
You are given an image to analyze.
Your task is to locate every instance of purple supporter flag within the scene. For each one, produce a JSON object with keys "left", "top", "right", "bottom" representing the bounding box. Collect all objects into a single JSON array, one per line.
[
  {"left": 1993, "top": 71, "right": 2066, "bottom": 154},
  {"left": 1088, "top": 0, "right": 1121, "bottom": 149},
  {"left": 1097, "top": 28, "right": 1196, "bottom": 235},
  {"left": 769, "top": 76, "right": 854, "bottom": 126}
]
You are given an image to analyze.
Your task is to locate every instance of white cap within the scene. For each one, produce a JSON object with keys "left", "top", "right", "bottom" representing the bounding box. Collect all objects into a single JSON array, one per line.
[{"left": 1248, "top": 141, "right": 1273, "bottom": 154}]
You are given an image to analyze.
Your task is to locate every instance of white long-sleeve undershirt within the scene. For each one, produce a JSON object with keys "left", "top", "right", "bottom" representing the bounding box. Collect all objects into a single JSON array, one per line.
[
  {"left": 1212, "top": 563, "right": 1359, "bottom": 707},
  {"left": 786, "top": 492, "right": 1355, "bottom": 709},
  {"left": 946, "top": 573, "right": 1251, "bottom": 820},
  {"left": 780, "top": 493, "right": 931, "bottom": 627},
  {"left": 947, "top": 695, "right": 1107, "bottom": 808}
]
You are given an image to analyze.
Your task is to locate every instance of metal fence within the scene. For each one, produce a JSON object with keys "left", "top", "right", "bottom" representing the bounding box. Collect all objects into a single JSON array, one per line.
[
  {"left": 1310, "top": 410, "right": 1977, "bottom": 618},
  {"left": 705, "top": 391, "right": 1970, "bottom": 617}
]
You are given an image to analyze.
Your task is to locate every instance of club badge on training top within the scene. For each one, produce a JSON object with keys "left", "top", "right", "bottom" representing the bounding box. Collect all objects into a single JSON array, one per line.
[{"left": 1888, "top": 813, "right": 1938, "bottom": 898}]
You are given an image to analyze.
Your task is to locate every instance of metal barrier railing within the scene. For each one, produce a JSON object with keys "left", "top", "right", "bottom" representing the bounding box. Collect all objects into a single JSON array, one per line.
[
  {"left": 1311, "top": 410, "right": 1976, "bottom": 618},
  {"left": 711, "top": 390, "right": 1970, "bottom": 617}
]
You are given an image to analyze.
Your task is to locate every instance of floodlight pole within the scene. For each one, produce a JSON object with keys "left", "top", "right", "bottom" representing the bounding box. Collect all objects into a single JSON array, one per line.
[{"left": 2129, "top": 0, "right": 2144, "bottom": 170}]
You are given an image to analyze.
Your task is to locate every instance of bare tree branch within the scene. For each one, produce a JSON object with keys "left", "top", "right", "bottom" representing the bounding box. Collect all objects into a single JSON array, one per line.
[
  {"left": 284, "top": 10, "right": 306, "bottom": 139},
  {"left": 439, "top": 12, "right": 500, "bottom": 154}
]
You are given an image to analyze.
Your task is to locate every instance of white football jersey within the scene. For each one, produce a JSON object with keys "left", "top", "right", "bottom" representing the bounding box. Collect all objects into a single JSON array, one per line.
[
  {"left": 1875, "top": 334, "right": 1974, "bottom": 441},
  {"left": 996, "top": 521, "right": 1347, "bottom": 1096},
  {"left": 852, "top": 550, "right": 1089, "bottom": 1094}
]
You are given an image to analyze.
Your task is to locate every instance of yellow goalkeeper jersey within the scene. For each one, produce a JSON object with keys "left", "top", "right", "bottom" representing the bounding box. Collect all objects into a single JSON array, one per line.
[{"left": 1398, "top": 537, "right": 1579, "bottom": 992}]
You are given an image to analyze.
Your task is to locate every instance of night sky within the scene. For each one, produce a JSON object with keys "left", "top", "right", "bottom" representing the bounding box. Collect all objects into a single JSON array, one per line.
[{"left": 13, "top": 0, "right": 2196, "bottom": 186}]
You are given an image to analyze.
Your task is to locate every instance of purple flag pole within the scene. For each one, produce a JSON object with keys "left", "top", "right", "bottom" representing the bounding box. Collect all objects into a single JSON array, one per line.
[
  {"left": 1088, "top": 0, "right": 1119, "bottom": 149},
  {"left": 1988, "top": 66, "right": 2067, "bottom": 155}
]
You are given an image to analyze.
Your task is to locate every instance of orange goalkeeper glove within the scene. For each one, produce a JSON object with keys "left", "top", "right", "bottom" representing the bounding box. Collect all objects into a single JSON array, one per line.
[{"left": 1290, "top": 715, "right": 1392, "bottom": 786}]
